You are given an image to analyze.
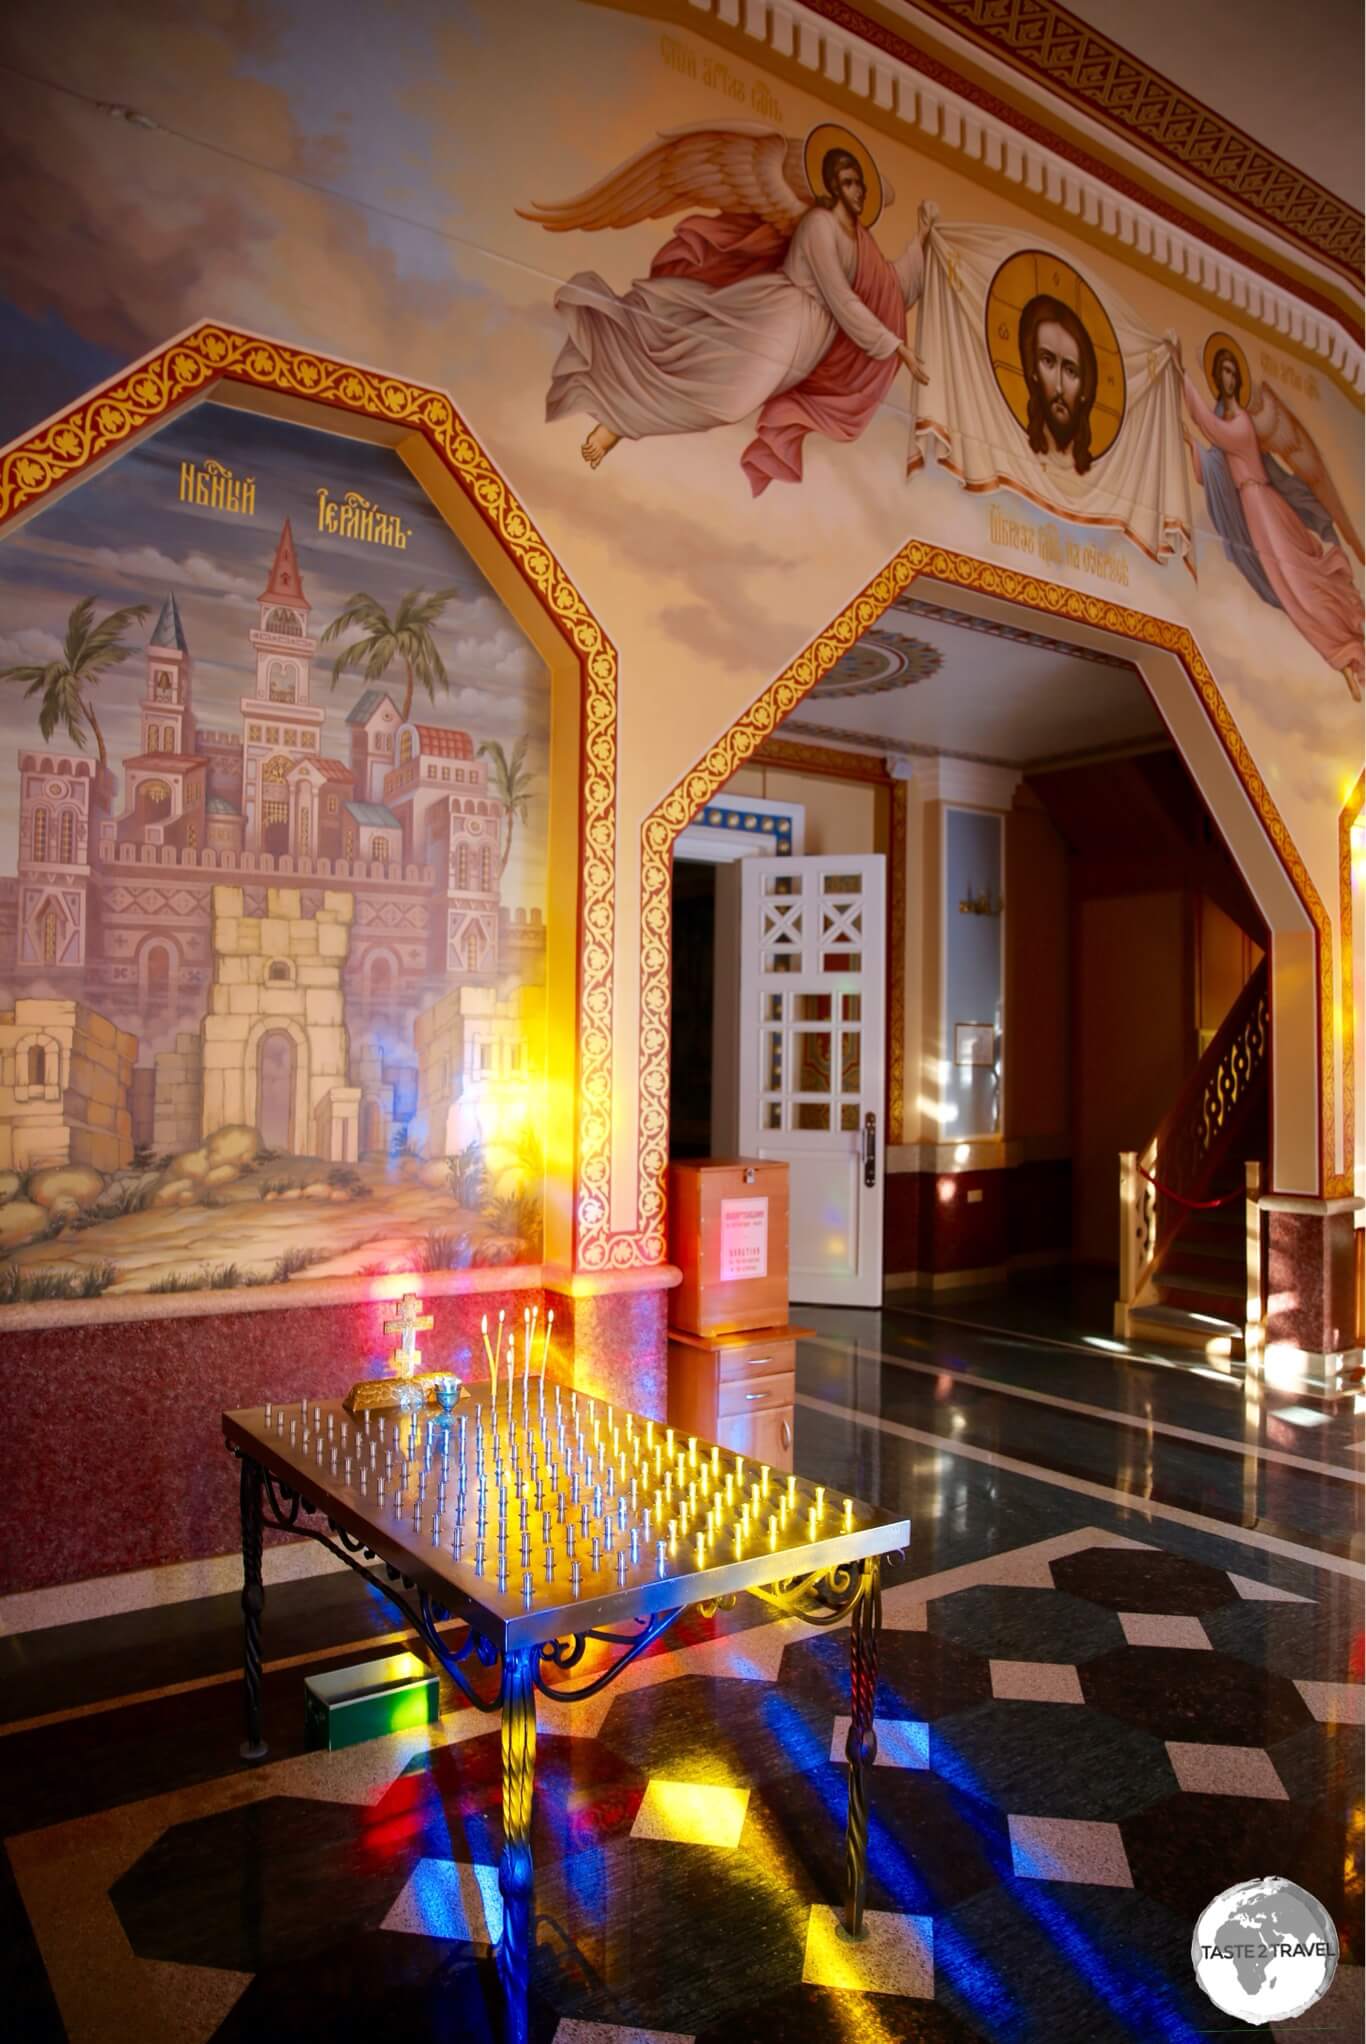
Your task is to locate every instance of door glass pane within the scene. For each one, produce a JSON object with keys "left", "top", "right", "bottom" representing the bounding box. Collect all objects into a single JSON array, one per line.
[
  {"left": 840, "top": 1103, "right": 859, "bottom": 1131},
  {"left": 795, "top": 1102, "right": 830, "bottom": 1130},
  {"left": 821, "top": 951, "right": 862, "bottom": 974},
  {"left": 763, "top": 1032, "right": 783, "bottom": 1088},
  {"left": 840, "top": 1030, "right": 860, "bottom": 1092},
  {"left": 841, "top": 994, "right": 861, "bottom": 1022},
  {"left": 793, "top": 992, "right": 831, "bottom": 1023},
  {"left": 764, "top": 871, "right": 800, "bottom": 896},
  {"left": 763, "top": 1100, "right": 783, "bottom": 1130},
  {"left": 764, "top": 993, "right": 783, "bottom": 1022},
  {"left": 822, "top": 873, "right": 862, "bottom": 893},
  {"left": 795, "top": 1031, "right": 832, "bottom": 1094}
]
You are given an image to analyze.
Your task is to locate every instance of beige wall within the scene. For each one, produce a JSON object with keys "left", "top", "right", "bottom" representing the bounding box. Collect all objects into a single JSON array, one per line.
[
  {"left": 1004, "top": 792, "right": 1070, "bottom": 1149},
  {"left": 1196, "top": 896, "right": 1262, "bottom": 1045},
  {"left": 725, "top": 764, "right": 880, "bottom": 857}
]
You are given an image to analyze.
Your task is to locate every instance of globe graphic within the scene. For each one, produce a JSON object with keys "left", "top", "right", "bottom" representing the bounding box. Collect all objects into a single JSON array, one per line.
[{"left": 1192, "top": 1878, "right": 1338, "bottom": 2023}]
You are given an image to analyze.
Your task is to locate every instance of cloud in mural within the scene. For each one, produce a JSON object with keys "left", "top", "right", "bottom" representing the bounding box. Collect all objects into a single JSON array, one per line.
[
  {"left": 88, "top": 545, "right": 261, "bottom": 605},
  {"left": 0, "top": 626, "right": 65, "bottom": 668}
]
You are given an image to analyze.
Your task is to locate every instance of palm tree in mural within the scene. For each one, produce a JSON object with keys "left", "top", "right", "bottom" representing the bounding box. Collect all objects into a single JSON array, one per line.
[
  {"left": 478, "top": 736, "right": 535, "bottom": 877},
  {"left": 0, "top": 597, "right": 150, "bottom": 767},
  {"left": 320, "top": 588, "right": 461, "bottom": 722}
]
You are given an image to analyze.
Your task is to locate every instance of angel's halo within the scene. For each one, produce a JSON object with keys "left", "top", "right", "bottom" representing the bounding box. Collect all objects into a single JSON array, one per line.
[
  {"left": 1203, "top": 331, "right": 1252, "bottom": 406},
  {"left": 803, "top": 123, "right": 886, "bottom": 228}
]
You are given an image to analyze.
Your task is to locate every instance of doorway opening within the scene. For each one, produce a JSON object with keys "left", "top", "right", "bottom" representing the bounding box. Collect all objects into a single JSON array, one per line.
[
  {"left": 257, "top": 1029, "right": 297, "bottom": 1151},
  {"left": 670, "top": 591, "right": 1272, "bottom": 1356}
]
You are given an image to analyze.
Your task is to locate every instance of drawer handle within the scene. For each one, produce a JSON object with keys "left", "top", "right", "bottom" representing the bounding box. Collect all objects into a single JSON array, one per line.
[
  {"left": 745, "top": 1390, "right": 769, "bottom": 1402},
  {"left": 745, "top": 1357, "right": 772, "bottom": 1370}
]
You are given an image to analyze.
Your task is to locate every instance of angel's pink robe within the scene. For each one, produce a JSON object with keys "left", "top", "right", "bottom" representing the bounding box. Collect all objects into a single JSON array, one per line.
[
  {"left": 1184, "top": 375, "right": 1363, "bottom": 676},
  {"left": 546, "top": 207, "right": 919, "bottom": 493}
]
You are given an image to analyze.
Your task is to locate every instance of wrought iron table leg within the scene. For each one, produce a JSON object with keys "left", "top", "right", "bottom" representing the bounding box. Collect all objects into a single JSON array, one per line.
[
  {"left": 842, "top": 1555, "right": 881, "bottom": 1939},
  {"left": 498, "top": 1645, "right": 537, "bottom": 2043},
  {"left": 239, "top": 1456, "right": 268, "bottom": 1760}
]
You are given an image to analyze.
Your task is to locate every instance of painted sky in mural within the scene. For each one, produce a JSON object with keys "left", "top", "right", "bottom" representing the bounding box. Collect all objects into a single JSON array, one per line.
[{"left": 0, "top": 402, "right": 549, "bottom": 1300}]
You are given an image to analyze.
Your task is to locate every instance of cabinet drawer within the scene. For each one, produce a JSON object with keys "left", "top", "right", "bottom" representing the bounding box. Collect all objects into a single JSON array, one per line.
[
  {"left": 716, "top": 1369, "right": 793, "bottom": 1418},
  {"left": 718, "top": 1337, "right": 797, "bottom": 1385}
]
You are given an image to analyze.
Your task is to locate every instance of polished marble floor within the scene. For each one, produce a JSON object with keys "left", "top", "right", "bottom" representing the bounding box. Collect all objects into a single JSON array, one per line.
[{"left": 3, "top": 1295, "right": 1362, "bottom": 2043}]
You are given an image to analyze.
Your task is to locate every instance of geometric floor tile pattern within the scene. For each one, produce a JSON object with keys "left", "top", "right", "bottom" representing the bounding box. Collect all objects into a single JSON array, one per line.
[
  {"left": 9, "top": 1527, "right": 1362, "bottom": 2044},
  {"left": 1006, "top": 1813, "right": 1134, "bottom": 1887},
  {"left": 801, "top": 1903, "right": 934, "bottom": 1995},
  {"left": 1163, "top": 1739, "right": 1289, "bottom": 1800}
]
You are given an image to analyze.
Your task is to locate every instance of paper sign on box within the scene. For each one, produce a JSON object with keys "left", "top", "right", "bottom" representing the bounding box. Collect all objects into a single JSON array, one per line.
[{"left": 719, "top": 1196, "right": 768, "bottom": 1283}]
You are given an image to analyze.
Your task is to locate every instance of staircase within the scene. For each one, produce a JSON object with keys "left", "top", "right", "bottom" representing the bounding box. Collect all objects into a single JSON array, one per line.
[{"left": 1116, "top": 959, "right": 1267, "bottom": 1357}]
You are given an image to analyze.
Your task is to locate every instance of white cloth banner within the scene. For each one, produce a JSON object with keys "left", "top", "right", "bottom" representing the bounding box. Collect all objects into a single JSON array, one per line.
[{"left": 909, "top": 220, "right": 1194, "bottom": 570}]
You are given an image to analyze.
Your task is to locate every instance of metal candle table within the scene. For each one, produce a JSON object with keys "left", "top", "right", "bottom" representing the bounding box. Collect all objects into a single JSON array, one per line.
[{"left": 223, "top": 1379, "right": 908, "bottom": 2043}]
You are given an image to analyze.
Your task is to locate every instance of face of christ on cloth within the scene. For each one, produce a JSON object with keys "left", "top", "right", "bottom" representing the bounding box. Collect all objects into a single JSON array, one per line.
[{"left": 1018, "top": 293, "right": 1099, "bottom": 474}]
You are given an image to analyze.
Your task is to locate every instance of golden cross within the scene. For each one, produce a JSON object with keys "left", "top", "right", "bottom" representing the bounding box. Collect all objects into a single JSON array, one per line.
[{"left": 384, "top": 1291, "right": 434, "bottom": 1379}]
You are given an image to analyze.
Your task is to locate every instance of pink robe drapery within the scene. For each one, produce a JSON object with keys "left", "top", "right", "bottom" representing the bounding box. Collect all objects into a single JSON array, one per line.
[
  {"left": 650, "top": 211, "right": 907, "bottom": 495},
  {"left": 1184, "top": 374, "right": 1363, "bottom": 680}
]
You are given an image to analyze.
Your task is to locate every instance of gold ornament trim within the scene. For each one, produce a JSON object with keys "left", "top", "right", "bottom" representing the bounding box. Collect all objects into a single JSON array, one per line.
[
  {"left": 0, "top": 321, "right": 621, "bottom": 1271},
  {"left": 636, "top": 541, "right": 1336, "bottom": 1241},
  {"left": 1334, "top": 772, "right": 1364, "bottom": 1201}
]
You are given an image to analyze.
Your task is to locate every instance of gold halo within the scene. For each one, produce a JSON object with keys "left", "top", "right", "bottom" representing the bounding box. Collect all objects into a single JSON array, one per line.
[
  {"left": 1203, "top": 331, "right": 1251, "bottom": 404},
  {"left": 984, "top": 249, "right": 1126, "bottom": 462},
  {"left": 804, "top": 124, "right": 884, "bottom": 229}
]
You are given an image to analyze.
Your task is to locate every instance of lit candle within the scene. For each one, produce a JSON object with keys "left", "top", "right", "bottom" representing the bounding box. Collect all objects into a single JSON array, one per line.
[
  {"left": 482, "top": 1313, "right": 498, "bottom": 1410},
  {"left": 808, "top": 1506, "right": 818, "bottom": 1540},
  {"left": 843, "top": 1498, "right": 854, "bottom": 1527}
]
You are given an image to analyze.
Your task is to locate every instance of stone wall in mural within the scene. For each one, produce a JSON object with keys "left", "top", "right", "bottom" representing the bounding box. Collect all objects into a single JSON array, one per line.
[{"left": 0, "top": 405, "right": 549, "bottom": 1300}]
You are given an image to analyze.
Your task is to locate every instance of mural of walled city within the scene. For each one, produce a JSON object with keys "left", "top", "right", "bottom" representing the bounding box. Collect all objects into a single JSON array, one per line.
[{"left": 0, "top": 405, "right": 548, "bottom": 1301}]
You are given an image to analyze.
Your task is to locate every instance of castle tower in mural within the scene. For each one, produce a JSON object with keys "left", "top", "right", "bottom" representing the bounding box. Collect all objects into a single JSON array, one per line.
[{"left": 1, "top": 517, "right": 545, "bottom": 1158}]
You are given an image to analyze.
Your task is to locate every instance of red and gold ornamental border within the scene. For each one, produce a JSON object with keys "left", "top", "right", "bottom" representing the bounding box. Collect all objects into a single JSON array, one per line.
[
  {"left": 0, "top": 323, "right": 622, "bottom": 1271},
  {"left": 1342, "top": 773, "right": 1365, "bottom": 1198},
  {"left": 0, "top": 328, "right": 1344, "bottom": 1274}
]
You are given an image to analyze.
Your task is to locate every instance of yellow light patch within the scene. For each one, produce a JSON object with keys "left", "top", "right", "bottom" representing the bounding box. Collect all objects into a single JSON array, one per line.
[{"left": 630, "top": 1779, "right": 750, "bottom": 1848}]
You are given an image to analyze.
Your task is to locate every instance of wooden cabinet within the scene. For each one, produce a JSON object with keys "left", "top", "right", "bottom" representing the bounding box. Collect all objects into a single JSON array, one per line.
[
  {"left": 668, "top": 1158, "right": 789, "bottom": 1336},
  {"left": 666, "top": 1325, "right": 807, "bottom": 1472}
]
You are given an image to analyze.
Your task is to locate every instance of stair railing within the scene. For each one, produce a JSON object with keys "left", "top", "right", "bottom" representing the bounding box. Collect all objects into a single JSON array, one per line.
[{"left": 1117, "top": 957, "right": 1268, "bottom": 1321}]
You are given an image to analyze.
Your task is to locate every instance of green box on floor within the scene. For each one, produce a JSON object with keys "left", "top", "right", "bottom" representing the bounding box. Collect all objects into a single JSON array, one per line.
[{"left": 304, "top": 1651, "right": 438, "bottom": 1751}]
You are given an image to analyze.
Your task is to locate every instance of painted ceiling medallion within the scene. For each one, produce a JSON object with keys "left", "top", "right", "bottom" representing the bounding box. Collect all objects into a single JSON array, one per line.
[{"left": 812, "top": 630, "right": 943, "bottom": 698}]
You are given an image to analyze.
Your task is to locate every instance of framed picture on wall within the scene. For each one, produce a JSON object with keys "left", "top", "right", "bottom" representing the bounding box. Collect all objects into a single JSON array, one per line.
[{"left": 954, "top": 1022, "right": 995, "bottom": 1067}]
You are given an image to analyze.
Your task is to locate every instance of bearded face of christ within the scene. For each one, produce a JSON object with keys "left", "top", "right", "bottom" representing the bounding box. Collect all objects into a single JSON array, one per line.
[{"left": 1019, "top": 295, "right": 1098, "bottom": 474}]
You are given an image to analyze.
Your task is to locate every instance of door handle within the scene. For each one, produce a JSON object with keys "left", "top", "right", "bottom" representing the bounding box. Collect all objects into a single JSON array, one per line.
[
  {"left": 780, "top": 1419, "right": 792, "bottom": 1450},
  {"left": 863, "top": 1111, "right": 877, "bottom": 1189}
]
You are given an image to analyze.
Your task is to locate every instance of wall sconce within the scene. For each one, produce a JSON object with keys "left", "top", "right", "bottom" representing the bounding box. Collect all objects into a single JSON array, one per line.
[{"left": 957, "top": 886, "right": 1003, "bottom": 917}]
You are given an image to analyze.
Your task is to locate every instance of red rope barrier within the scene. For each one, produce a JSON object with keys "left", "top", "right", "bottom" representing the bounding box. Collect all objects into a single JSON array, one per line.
[{"left": 1136, "top": 1164, "right": 1244, "bottom": 1210}]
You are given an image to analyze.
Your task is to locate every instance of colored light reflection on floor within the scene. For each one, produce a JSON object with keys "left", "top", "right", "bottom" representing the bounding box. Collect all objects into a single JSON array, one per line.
[
  {"left": 382, "top": 1856, "right": 503, "bottom": 1943},
  {"left": 630, "top": 1779, "right": 750, "bottom": 1848}
]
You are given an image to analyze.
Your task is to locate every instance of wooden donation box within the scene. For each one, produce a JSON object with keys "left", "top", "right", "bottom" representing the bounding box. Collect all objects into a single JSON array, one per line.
[{"left": 667, "top": 1159, "right": 801, "bottom": 1470}]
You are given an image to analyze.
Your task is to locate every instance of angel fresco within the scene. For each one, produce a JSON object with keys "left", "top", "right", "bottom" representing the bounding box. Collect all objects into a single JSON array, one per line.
[
  {"left": 520, "top": 123, "right": 932, "bottom": 493},
  {"left": 1179, "top": 333, "right": 1364, "bottom": 700}
]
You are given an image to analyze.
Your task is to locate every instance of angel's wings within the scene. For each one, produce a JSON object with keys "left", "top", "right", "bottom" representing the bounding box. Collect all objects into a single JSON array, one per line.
[
  {"left": 518, "top": 123, "right": 813, "bottom": 237},
  {"left": 1250, "top": 379, "right": 1364, "bottom": 562}
]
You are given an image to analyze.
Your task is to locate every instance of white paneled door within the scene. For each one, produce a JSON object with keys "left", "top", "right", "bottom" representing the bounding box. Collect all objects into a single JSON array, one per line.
[{"left": 736, "top": 855, "right": 885, "bottom": 1306}]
